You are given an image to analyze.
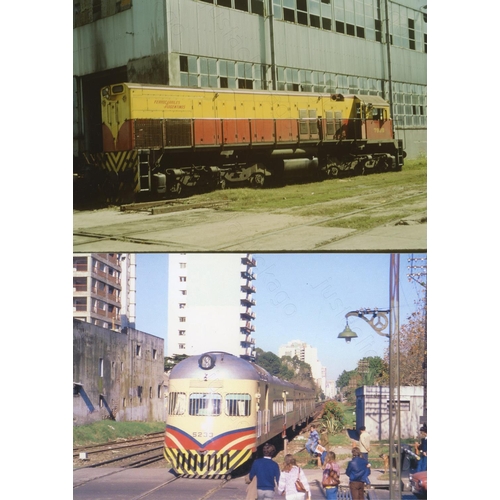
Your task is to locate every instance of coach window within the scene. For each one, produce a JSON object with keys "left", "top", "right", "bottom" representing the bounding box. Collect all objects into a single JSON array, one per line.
[
  {"left": 189, "top": 393, "right": 222, "bottom": 416},
  {"left": 225, "top": 394, "right": 251, "bottom": 416},
  {"left": 168, "top": 392, "right": 186, "bottom": 415}
]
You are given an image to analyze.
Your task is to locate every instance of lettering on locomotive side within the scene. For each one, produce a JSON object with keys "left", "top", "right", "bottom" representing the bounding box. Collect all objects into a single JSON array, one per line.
[
  {"left": 193, "top": 431, "right": 214, "bottom": 438},
  {"left": 153, "top": 99, "right": 186, "bottom": 109},
  {"left": 373, "top": 127, "right": 385, "bottom": 133}
]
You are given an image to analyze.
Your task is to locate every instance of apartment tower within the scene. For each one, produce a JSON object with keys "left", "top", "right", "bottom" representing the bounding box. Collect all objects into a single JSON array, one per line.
[
  {"left": 73, "top": 253, "right": 136, "bottom": 330},
  {"left": 167, "top": 253, "right": 257, "bottom": 359}
]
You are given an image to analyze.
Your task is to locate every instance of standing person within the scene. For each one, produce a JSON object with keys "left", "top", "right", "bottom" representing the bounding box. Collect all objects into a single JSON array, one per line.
[
  {"left": 322, "top": 451, "right": 340, "bottom": 500},
  {"left": 345, "top": 447, "right": 370, "bottom": 500},
  {"left": 358, "top": 426, "right": 371, "bottom": 461},
  {"left": 249, "top": 443, "right": 281, "bottom": 500},
  {"left": 277, "top": 454, "right": 311, "bottom": 500},
  {"left": 415, "top": 425, "right": 427, "bottom": 472},
  {"left": 305, "top": 425, "right": 319, "bottom": 455}
]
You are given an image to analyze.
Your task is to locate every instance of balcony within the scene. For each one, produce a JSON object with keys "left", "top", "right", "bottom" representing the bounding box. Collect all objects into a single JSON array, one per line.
[
  {"left": 241, "top": 283, "right": 256, "bottom": 294},
  {"left": 241, "top": 271, "right": 256, "bottom": 281},
  {"left": 241, "top": 336, "right": 255, "bottom": 347},
  {"left": 240, "top": 309, "right": 255, "bottom": 320},
  {"left": 240, "top": 295, "right": 256, "bottom": 307},
  {"left": 241, "top": 255, "right": 257, "bottom": 267},
  {"left": 240, "top": 321, "right": 255, "bottom": 333}
]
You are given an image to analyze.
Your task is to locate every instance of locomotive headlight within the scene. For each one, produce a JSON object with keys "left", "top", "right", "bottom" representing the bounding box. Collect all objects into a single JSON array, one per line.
[{"left": 101, "top": 87, "right": 110, "bottom": 98}]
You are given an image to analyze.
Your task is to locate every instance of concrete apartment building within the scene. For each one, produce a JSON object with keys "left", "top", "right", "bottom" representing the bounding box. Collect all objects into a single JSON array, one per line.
[
  {"left": 278, "top": 339, "right": 326, "bottom": 391},
  {"left": 73, "top": 253, "right": 136, "bottom": 331},
  {"left": 167, "top": 253, "right": 257, "bottom": 359},
  {"left": 73, "top": 319, "right": 165, "bottom": 425},
  {"left": 73, "top": 0, "right": 427, "bottom": 161}
]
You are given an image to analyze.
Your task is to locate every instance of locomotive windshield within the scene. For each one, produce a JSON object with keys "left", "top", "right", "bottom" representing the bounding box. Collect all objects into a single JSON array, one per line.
[{"left": 189, "top": 393, "right": 222, "bottom": 416}]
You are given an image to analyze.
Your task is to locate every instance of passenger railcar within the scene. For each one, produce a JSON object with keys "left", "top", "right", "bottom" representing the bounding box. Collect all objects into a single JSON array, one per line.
[
  {"left": 83, "top": 83, "right": 405, "bottom": 203},
  {"left": 163, "top": 351, "right": 316, "bottom": 477}
]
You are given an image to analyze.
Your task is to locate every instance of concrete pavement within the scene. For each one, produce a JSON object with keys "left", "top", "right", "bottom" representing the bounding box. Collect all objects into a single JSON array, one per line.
[{"left": 73, "top": 207, "right": 426, "bottom": 252}]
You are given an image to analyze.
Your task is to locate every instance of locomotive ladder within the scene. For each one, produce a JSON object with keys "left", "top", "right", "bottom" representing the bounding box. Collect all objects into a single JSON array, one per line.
[{"left": 138, "top": 150, "right": 151, "bottom": 192}]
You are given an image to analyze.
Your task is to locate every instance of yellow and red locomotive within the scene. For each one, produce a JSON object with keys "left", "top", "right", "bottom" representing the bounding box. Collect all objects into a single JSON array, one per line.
[
  {"left": 163, "top": 351, "right": 316, "bottom": 477},
  {"left": 84, "top": 82, "right": 405, "bottom": 202}
]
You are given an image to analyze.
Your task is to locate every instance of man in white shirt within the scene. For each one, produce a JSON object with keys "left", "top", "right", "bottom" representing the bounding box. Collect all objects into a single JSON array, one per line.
[{"left": 359, "top": 426, "right": 370, "bottom": 461}]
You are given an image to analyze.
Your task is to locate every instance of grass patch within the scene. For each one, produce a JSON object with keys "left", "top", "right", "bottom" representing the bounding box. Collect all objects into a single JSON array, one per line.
[
  {"left": 191, "top": 159, "right": 426, "bottom": 214},
  {"left": 73, "top": 421, "right": 165, "bottom": 447}
]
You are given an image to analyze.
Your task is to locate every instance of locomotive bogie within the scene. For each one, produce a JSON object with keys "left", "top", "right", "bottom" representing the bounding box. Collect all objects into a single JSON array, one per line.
[{"left": 164, "top": 352, "right": 316, "bottom": 477}]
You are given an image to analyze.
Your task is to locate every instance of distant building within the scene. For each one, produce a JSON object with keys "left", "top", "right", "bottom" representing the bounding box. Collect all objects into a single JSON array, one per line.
[
  {"left": 73, "top": 253, "right": 136, "bottom": 331},
  {"left": 278, "top": 339, "right": 325, "bottom": 389},
  {"left": 166, "top": 253, "right": 257, "bottom": 360},
  {"left": 73, "top": 319, "right": 165, "bottom": 425},
  {"left": 355, "top": 385, "right": 424, "bottom": 439},
  {"left": 325, "top": 380, "right": 337, "bottom": 400}
]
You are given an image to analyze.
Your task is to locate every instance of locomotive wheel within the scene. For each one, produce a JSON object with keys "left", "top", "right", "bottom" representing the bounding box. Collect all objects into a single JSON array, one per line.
[
  {"left": 251, "top": 172, "right": 265, "bottom": 188},
  {"left": 326, "top": 166, "right": 339, "bottom": 178},
  {"left": 169, "top": 183, "right": 182, "bottom": 195}
]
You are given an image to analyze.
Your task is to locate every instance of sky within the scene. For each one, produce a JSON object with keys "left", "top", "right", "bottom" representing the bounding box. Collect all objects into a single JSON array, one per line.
[{"left": 135, "top": 253, "right": 426, "bottom": 382}]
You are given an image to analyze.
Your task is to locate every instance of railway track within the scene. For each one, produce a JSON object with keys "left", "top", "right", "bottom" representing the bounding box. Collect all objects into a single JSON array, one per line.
[{"left": 73, "top": 433, "right": 165, "bottom": 470}]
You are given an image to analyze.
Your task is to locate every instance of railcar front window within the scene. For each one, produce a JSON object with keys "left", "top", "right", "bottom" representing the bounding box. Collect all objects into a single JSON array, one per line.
[
  {"left": 225, "top": 394, "right": 251, "bottom": 416},
  {"left": 168, "top": 392, "right": 186, "bottom": 415},
  {"left": 189, "top": 393, "right": 222, "bottom": 416}
]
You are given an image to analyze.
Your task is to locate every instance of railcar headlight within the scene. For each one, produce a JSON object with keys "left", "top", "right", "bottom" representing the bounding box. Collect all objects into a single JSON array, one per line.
[{"left": 101, "top": 87, "right": 110, "bottom": 98}]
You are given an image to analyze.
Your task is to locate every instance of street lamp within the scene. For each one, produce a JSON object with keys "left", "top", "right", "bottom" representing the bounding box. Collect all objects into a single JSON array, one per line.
[{"left": 337, "top": 254, "right": 402, "bottom": 500}]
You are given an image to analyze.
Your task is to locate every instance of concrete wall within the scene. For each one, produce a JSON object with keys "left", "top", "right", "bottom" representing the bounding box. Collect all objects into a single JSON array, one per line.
[
  {"left": 355, "top": 385, "right": 423, "bottom": 440},
  {"left": 73, "top": 319, "right": 165, "bottom": 426}
]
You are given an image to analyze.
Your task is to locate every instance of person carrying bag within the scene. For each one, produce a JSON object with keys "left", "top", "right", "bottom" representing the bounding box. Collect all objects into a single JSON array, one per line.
[
  {"left": 277, "top": 454, "right": 311, "bottom": 500},
  {"left": 322, "top": 451, "right": 340, "bottom": 500}
]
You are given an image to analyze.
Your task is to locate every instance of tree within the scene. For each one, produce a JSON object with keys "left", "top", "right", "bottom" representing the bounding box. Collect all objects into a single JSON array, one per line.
[
  {"left": 254, "top": 348, "right": 282, "bottom": 375},
  {"left": 164, "top": 353, "right": 189, "bottom": 372}
]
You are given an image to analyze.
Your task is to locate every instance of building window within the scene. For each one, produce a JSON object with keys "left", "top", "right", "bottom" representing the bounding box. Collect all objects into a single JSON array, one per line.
[
  {"left": 283, "top": 8, "right": 295, "bottom": 22},
  {"left": 149, "top": 387, "right": 153, "bottom": 398},
  {"left": 158, "top": 385, "right": 162, "bottom": 398},
  {"left": 180, "top": 276, "right": 187, "bottom": 282},
  {"left": 375, "top": 19, "right": 382, "bottom": 42},
  {"left": 179, "top": 317, "right": 186, "bottom": 322},
  {"left": 251, "top": 0, "right": 264, "bottom": 16},
  {"left": 179, "top": 303, "right": 186, "bottom": 309},
  {"left": 123, "top": 397, "right": 126, "bottom": 408},
  {"left": 136, "top": 344, "right": 142, "bottom": 356},
  {"left": 153, "top": 349, "right": 157, "bottom": 360},
  {"left": 180, "top": 290, "right": 187, "bottom": 295},
  {"left": 235, "top": 0, "right": 248, "bottom": 12},
  {"left": 99, "top": 358, "right": 104, "bottom": 377},
  {"left": 178, "top": 343, "right": 186, "bottom": 349},
  {"left": 138, "top": 386, "right": 143, "bottom": 403},
  {"left": 179, "top": 330, "right": 186, "bottom": 335},
  {"left": 99, "top": 395, "right": 104, "bottom": 408},
  {"left": 180, "top": 262, "right": 186, "bottom": 268},
  {"left": 408, "top": 18, "right": 415, "bottom": 50}
]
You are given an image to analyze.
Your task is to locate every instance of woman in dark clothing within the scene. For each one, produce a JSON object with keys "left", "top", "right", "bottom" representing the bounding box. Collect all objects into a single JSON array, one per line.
[{"left": 345, "top": 447, "right": 370, "bottom": 500}]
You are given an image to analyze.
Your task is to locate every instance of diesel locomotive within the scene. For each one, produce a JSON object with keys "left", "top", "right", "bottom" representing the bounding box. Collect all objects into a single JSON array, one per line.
[
  {"left": 163, "top": 351, "right": 316, "bottom": 477},
  {"left": 83, "top": 82, "right": 405, "bottom": 203}
]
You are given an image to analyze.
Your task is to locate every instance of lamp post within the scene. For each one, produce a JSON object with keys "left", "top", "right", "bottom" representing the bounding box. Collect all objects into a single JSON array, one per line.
[{"left": 337, "top": 254, "right": 401, "bottom": 500}]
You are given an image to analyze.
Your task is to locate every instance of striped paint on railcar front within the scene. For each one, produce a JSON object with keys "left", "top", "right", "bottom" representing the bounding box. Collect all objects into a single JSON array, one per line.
[{"left": 164, "top": 425, "right": 256, "bottom": 476}]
